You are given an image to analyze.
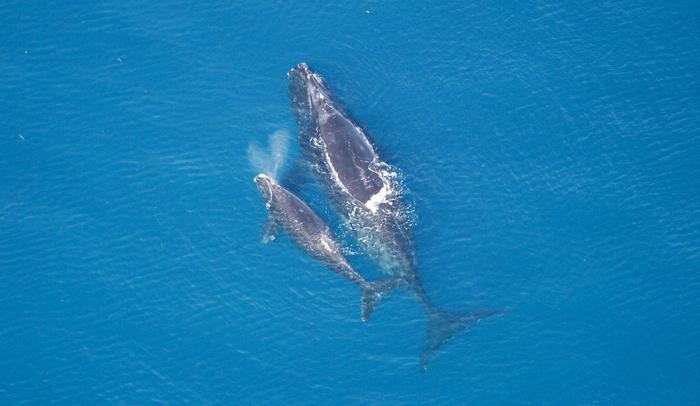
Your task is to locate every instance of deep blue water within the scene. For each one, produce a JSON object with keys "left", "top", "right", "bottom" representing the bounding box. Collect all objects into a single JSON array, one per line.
[{"left": 2, "top": 1, "right": 700, "bottom": 404}]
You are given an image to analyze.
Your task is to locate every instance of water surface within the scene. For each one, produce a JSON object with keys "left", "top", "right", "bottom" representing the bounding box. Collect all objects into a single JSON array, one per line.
[{"left": 1, "top": 1, "right": 699, "bottom": 404}]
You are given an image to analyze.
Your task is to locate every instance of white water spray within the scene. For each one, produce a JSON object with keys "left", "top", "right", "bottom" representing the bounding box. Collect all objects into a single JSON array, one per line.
[{"left": 247, "top": 129, "right": 290, "bottom": 180}]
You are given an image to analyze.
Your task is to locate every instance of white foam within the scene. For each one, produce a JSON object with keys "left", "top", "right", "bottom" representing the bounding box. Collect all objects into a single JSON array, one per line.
[
  {"left": 365, "top": 184, "right": 389, "bottom": 213},
  {"left": 365, "top": 164, "right": 398, "bottom": 213},
  {"left": 319, "top": 237, "right": 332, "bottom": 251}
]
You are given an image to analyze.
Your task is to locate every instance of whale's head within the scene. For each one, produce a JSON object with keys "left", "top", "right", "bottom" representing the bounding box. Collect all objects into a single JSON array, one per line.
[
  {"left": 288, "top": 62, "right": 334, "bottom": 117},
  {"left": 253, "top": 173, "right": 275, "bottom": 204}
]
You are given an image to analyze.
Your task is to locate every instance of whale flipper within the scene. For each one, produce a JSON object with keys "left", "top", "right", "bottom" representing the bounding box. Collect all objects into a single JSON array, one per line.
[
  {"left": 360, "top": 279, "right": 402, "bottom": 323},
  {"left": 420, "top": 308, "right": 503, "bottom": 372},
  {"left": 261, "top": 217, "right": 279, "bottom": 244}
]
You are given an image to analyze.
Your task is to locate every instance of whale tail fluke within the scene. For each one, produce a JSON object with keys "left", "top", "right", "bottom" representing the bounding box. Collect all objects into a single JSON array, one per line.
[
  {"left": 360, "top": 279, "right": 402, "bottom": 323},
  {"left": 420, "top": 308, "right": 504, "bottom": 372}
]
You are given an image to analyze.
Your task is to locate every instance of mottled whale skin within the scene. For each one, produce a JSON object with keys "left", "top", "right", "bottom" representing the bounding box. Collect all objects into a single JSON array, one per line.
[
  {"left": 253, "top": 173, "right": 398, "bottom": 322},
  {"left": 288, "top": 63, "right": 501, "bottom": 370},
  {"left": 288, "top": 63, "right": 417, "bottom": 281}
]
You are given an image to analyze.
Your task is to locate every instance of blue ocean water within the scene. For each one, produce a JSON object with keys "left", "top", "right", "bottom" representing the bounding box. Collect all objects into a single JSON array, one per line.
[{"left": 2, "top": 1, "right": 700, "bottom": 404}]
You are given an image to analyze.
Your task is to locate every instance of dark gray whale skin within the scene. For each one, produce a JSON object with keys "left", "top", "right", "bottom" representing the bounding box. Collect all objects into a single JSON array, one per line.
[
  {"left": 288, "top": 63, "right": 501, "bottom": 370},
  {"left": 253, "top": 173, "right": 398, "bottom": 322},
  {"left": 288, "top": 63, "right": 419, "bottom": 283}
]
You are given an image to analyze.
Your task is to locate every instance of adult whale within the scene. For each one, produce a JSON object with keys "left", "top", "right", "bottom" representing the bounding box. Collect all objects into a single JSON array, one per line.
[
  {"left": 253, "top": 173, "right": 399, "bottom": 322},
  {"left": 288, "top": 63, "right": 501, "bottom": 370}
]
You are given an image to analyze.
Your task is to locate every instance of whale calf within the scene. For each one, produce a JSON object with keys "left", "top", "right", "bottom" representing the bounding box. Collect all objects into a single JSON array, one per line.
[
  {"left": 253, "top": 173, "right": 400, "bottom": 322},
  {"left": 288, "top": 63, "right": 501, "bottom": 370}
]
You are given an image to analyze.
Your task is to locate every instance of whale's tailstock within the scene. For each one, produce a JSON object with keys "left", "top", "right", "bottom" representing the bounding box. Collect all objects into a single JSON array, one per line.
[
  {"left": 420, "top": 308, "right": 504, "bottom": 372},
  {"left": 360, "top": 279, "right": 402, "bottom": 323}
]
